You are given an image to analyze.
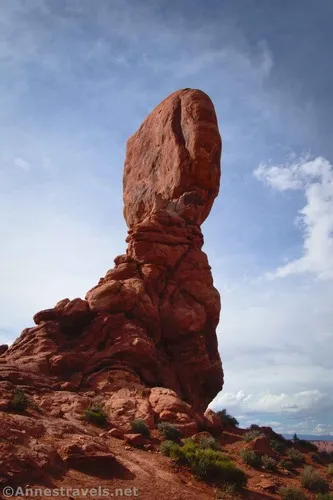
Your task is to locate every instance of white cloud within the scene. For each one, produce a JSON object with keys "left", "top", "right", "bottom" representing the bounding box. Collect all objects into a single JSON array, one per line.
[
  {"left": 313, "top": 424, "right": 333, "bottom": 436},
  {"left": 208, "top": 257, "right": 333, "bottom": 434},
  {"left": 210, "top": 389, "right": 328, "bottom": 414},
  {"left": 254, "top": 156, "right": 333, "bottom": 280},
  {"left": 254, "top": 163, "right": 302, "bottom": 191},
  {"left": 13, "top": 157, "right": 30, "bottom": 171}
]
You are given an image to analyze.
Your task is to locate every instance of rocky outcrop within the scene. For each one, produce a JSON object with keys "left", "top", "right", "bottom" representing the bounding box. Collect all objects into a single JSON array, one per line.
[{"left": 0, "top": 89, "right": 223, "bottom": 489}]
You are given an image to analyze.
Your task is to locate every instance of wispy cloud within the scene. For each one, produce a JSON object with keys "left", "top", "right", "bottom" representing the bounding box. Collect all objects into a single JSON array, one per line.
[
  {"left": 13, "top": 157, "right": 30, "bottom": 171},
  {"left": 254, "top": 156, "right": 333, "bottom": 280},
  {"left": 210, "top": 388, "right": 333, "bottom": 435},
  {"left": 211, "top": 389, "right": 329, "bottom": 415}
]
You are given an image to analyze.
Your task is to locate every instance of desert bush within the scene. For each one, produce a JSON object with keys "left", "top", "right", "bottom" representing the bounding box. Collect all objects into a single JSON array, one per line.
[
  {"left": 162, "top": 439, "right": 247, "bottom": 488},
  {"left": 174, "top": 438, "right": 197, "bottom": 460},
  {"left": 192, "top": 455, "right": 247, "bottom": 486},
  {"left": 214, "top": 483, "right": 240, "bottom": 499},
  {"left": 280, "top": 459, "right": 295, "bottom": 470},
  {"left": 240, "top": 448, "right": 262, "bottom": 467},
  {"left": 174, "top": 440, "right": 225, "bottom": 466},
  {"left": 243, "top": 430, "right": 263, "bottom": 442},
  {"left": 216, "top": 409, "right": 239, "bottom": 427},
  {"left": 270, "top": 438, "right": 286, "bottom": 453},
  {"left": 157, "top": 422, "right": 181, "bottom": 441},
  {"left": 160, "top": 440, "right": 179, "bottom": 456},
  {"left": 10, "top": 389, "right": 29, "bottom": 412},
  {"left": 287, "top": 447, "right": 304, "bottom": 465},
  {"left": 327, "top": 463, "right": 333, "bottom": 476},
  {"left": 316, "top": 494, "right": 333, "bottom": 500},
  {"left": 261, "top": 454, "right": 277, "bottom": 471},
  {"left": 279, "top": 486, "right": 308, "bottom": 500},
  {"left": 83, "top": 402, "right": 107, "bottom": 427},
  {"left": 199, "top": 435, "right": 220, "bottom": 450},
  {"left": 312, "top": 452, "right": 325, "bottom": 464},
  {"left": 300, "top": 466, "right": 329, "bottom": 493},
  {"left": 131, "top": 419, "right": 150, "bottom": 438}
]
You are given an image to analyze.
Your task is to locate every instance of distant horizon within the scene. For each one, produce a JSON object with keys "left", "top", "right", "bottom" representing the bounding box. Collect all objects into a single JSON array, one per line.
[{"left": 282, "top": 434, "right": 333, "bottom": 442}]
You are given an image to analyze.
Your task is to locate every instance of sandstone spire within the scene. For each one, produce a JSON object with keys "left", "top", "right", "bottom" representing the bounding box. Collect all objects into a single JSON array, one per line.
[{"left": 0, "top": 89, "right": 223, "bottom": 487}]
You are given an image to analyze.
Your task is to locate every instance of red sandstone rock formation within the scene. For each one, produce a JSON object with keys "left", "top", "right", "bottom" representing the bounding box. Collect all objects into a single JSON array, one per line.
[
  {"left": 123, "top": 88, "right": 221, "bottom": 227},
  {"left": 0, "top": 89, "right": 223, "bottom": 489}
]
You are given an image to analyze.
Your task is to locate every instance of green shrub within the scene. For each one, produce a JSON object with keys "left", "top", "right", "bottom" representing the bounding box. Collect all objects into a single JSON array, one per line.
[
  {"left": 249, "top": 424, "right": 261, "bottom": 430},
  {"left": 280, "top": 459, "right": 295, "bottom": 470},
  {"left": 216, "top": 409, "right": 239, "bottom": 427},
  {"left": 160, "top": 440, "right": 180, "bottom": 456},
  {"left": 327, "top": 463, "right": 333, "bottom": 476},
  {"left": 240, "top": 448, "right": 262, "bottom": 467},
  {"left": 191, "top": 455, "right": 247, "bottom": 486},
  {"left": 199, "top": 435, "right": 220, "bottom": 450},
  {"left": 162, "top": 439, "right": 247, "bottom": 488},
  {"left": 300, "top": 466, "right": 329, "bottom": 493},
  {"left": 131, "top": 419, "right": 150, "bottom": 438},
  {"left": 83, "top": 403, "right": 107, "bottom": 427},
  {"left": 174, "top": 440, "right": 226, "bottom": 466},
  {"left": 243, "top": 430, "right": 263, "bottom": 442},
  {"left": 10, "top": 389, "right": 29, "bottom": 412},
  {"left": 287, "top": 447, "right": 304, "bottom": 465},
  {"left": 270, "top": 438, "right": 286, "bottom": 453},
  {"left": 157, "top": 422, "right": 181, "bottom": 441},
  {"left": 174, "top": 438, "right": 198, "bottom": 461},
  {"left": 316, "top": 494, "right": 333, "bottom": 500},
  {"left": 214, "top": 484, "right": 240, "bottom": 499},
  {"left": 311, "top": 453, "right": 324, "bottom": 464},
  {"left": 279, "top": 486, "right": 308, "bottom": 500},
  {"left": 261, "top": 454, "right": 277, "bottom": 471}
]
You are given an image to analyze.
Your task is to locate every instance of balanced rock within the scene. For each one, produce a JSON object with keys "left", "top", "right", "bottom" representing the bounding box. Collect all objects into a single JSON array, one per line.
[
  {"left": 124, "top": 88, "right": 221, "bottom": 227},
  {"left": 0, "top": 89, "right": 224, "bottom": 487}
]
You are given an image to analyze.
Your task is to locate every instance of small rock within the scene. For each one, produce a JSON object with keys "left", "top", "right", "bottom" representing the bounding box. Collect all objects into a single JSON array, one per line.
[
  {"left": 0, "top": 344, "right": 8, "bottom": 356},
  {"left": 108, "top": 428, "right": 124, "bottom": 439},
  {"left": 256, "top": 478, "right": 278, "bottom": 492},
  {"left": 124, "top": 433, "right": 149, "bottom": 447}
]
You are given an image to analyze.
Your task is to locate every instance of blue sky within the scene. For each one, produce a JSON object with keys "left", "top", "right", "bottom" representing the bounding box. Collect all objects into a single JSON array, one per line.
[{"left": 1, "top": 0, "right": 333, "bottom": 436}]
